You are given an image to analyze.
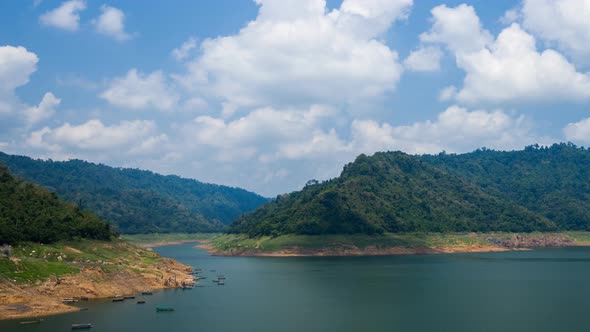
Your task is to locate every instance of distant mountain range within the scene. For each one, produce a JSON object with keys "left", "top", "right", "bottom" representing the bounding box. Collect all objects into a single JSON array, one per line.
[
  {"left": 0, "top": 152, "right": 268, "bottom": 234},
  {"left": 230, "top": 143, "right": 590, "bottom": 236}
]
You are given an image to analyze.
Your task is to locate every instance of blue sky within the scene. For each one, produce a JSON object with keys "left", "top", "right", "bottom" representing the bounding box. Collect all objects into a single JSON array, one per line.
[{"left": 1, "top": 0, "right": 590, "bottom": 196}]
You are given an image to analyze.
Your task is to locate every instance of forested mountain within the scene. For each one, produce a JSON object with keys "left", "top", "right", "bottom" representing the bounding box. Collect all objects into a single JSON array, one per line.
[
  {"left": 230, "top": 151, "right": 557, "bottom": 237},
  {"left": 0, "top": 164, "right": 113, "bottom": 244},
  {"left": 0, "top": 152, "right": 268, "bottom": 234},
  {"left": 420, "top": 143, "right": 590, "bottom": 230}
]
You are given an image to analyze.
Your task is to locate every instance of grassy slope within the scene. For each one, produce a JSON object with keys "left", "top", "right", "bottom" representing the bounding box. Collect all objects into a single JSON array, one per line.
[
  {"left": 208, "top": 232, "right": 590, "bottom": 255},
  {"left": 0, "top": 239, "right": 165, "bottom": 284},
  {"left": 122, "top": 233, "right": 218, "bottom": 245}
]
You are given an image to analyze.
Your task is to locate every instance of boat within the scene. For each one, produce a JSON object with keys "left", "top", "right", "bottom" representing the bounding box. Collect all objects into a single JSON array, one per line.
[
  {"left": 217, "top": 275, "right": 226, "bottom": 280},
  {"left": 71, "top": 323, "right": 92, "bottom": 329},
  {"left": 19, "top": 319, "right": 43, "bottom": 324},
  {"left": 137, "top": 300, "right": 146, "bottom": 304},
  {"left": 63, "top": 298, "right": 77, "bottom": 304},
  {"left": 124, "top": 295, "right": 135, "bottom": 299},
  {"left": 217, "top": 280, "right": 225, "bottom": 285},
  {"left": 112, "top": 297, "right": 125, "bottom": 302},
  {"left": 79, "top": 308, "right": 89, "bottom": 311},
  {"left": 141, "top": 291, "right": 153, "bottom": 295},
  {"left": 80, "top": 297, "right": 89, "bottom": 301},
  {"left": 156, "top": 306, "right": 175, "bottom": 312}
]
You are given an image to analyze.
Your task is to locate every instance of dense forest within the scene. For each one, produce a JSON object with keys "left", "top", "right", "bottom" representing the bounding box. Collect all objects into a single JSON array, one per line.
[
  {"left": 0, "top": 164, "right": 113, "bottom": 245},
  {"left": 0, "top": 152, "right": 268, "bottom": 234},
  {"left": 420, "top": 143, "right": 590, "bottom": 230},
  {"left": 230, "top": 150, "right": 560, "bottom": 237}
]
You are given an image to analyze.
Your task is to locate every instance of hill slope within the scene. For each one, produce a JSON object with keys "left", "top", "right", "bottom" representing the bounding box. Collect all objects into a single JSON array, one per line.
[
  {"left": 420, "top": 143, "right": 590, "bottom": 230},
  {"left": 0, "top": 152, "right": 268, "bottom": 234},
  {"left": 230, "top": 152, "right": 555, "bottom": 236},
  {"left": 0, "top": 164, "right": 112, "bottom": 244}
]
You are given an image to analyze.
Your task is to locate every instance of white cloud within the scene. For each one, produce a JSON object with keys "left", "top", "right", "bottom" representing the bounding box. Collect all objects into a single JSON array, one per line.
[
  {"left": 0, "top": 46, "right": 38, "bottom": 97},
  {"left": 438, "top": 85, "right": 457, "bottom": 102},
  {"left": 350, "top": 105, "right": 539, "bottom": 154},
  {"left": 455, "top": 24, "right": 590, "bottom": 103},
  {"left": 564, "top": 117, "right": 590, "bottom": 144},
  {"left": 403, "top": 46, "right": 442, "bottom": 72},
  {"left": 420, "top": 4, "right": 492, "bottom": 53},
  {"left": 420, "top": 4, "right": 590, "bottom": 104},
  {"left": 101, "top": 69, "right": 179, "bottom": 111},
  {"left": 522, "top": 0, "right": 590, "bottom": 64},
  {"left": 172, "top": 37, "right": 197, "bottom": 61},
  {"left": 28, "top": 119, "right": 160, "bottom": 152},
  {"left": 93, "top": 5, "right": 132, "bottom": 41},
  {"left": 39, "top": 0, "right": 86, "bottom": 31},
  {"left": 500, "top": 8, "right": 520, "bottom": 25},
  {"left": 23, "top": 92, "right": 60, "bottom": 125},
  {"left": 176, "top": 0, "right": 408, "bottom": 110}
]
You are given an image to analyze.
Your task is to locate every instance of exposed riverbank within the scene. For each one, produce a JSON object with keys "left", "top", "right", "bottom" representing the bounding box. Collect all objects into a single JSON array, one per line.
[
  {"left": 201, "top": 232, "right": 590, "bottom": 257},
  {"left": 0, "top": 240, "right": 194, "bottom": 320},
  {"left": 122, "top": 233, "right": 218, "bottom": 248}
]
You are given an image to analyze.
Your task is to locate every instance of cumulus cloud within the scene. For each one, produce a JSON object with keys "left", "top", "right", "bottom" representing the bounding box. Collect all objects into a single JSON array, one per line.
[
  {"left": 176, "top": 0, "right": 409, "bottom": 109},
  {"left": 403, "top": 46, "right": 443, "bottom": 72},
  {"left": 27, "top": 119, "right": 160, "bottom": 152},
  {"left": 521, "top": 0, "right": 590, "bottom": 63},
  {"left": 100, "top": 69, "right": 179, "bottom": 111},
  {"left": 39, "top": 0, "right": 86, "bottom": 31},
  {"left": 564, "top": 117, "right": 590, "bottom": 144},
  {"left": 420, "top": 4, "right": 492, "bottom": 53},
  {"left": 171, "top": 37, "right": 197, "bottom": 61},
  {"left": 23, "top": 92, "right": 60, "bottom": 125},
  {"left": 93, "top": 5, "right": 132, "bottom": 41},
  {"left": 421, "top": 4, "right": 590, "bottom": 104}
]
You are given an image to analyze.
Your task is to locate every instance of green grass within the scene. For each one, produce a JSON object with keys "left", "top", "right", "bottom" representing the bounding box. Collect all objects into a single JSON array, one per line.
[
  {"left": 209, "top": 232, "right": 590, "bottom": 254},
  {"left": 121, "top": 233, "right": 218, "bottom": 244},
  {"left": 0, "top": 239, "right": 167, "bottom": 284}
]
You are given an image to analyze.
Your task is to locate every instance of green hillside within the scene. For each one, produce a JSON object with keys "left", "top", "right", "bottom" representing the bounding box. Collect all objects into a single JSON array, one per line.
[
  {"left": 0, "top": 152, "right": 268, "bottom": 234},
  {"left": 0, "top": 164, "right": 112, "bottom": 245},
  {"left": 420, "top": 143, "right": 590, "bottom": 230},
  {"left": 230, "top": 151, "right": 556, "bottom": 237}
]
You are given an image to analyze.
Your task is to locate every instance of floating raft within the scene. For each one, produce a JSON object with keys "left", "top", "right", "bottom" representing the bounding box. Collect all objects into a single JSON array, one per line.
[
  {"left": 71, "top": 323, "right": 92, "bottom": 329},
  {"left": 156, "top": 306, "right": 175, "bottom": 312}
]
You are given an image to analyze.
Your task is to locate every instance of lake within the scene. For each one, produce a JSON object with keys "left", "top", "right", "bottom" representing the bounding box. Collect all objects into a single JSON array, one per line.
[{"left": 2, "top": 244, "right": 590, "bottom": 332}]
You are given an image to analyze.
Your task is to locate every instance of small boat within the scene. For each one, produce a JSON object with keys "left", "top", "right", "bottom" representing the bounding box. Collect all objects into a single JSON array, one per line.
[
  {"left": 71, "top": 323, "right": 92, "bottom": 329},
  {"left": 141, "top": 291, "right": 153, "bottom": 295},
  {"left": 79, "top": 308, "right": 89, "bottom": 311},
  {"left": 80, "top": 297, "right": 89, "bottom": 301},
  {"left": 217, "top": 281, "right": 225, "bottom": 285},
  {"left": 217, "top": 275, "right": 226, "bottom": 280},
  {"left": 156, "top": 306, "right": 175, "bottom": 312},
  {"left": 137, "top": 300, "right": 146, "bottom": 304},
  {"left": 19, "top": 319, "right": 43, "bottom": 324},
  {"left": 112, "top": 297, "right": 125, "bottom": 302},
  {"left": 212, "top": 279, "right": 219, "bottom": 283},
  {"left": 63, "top": 298, "right": 77, "bottom": 304},
  {"left": 123, "top": 295, "right": 135, "bottom": 299}
]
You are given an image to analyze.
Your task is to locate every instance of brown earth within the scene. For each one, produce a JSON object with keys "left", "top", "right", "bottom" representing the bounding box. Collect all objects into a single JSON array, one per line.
[{"left": 0, "top": 256, "right": 193, "bottom": 321}]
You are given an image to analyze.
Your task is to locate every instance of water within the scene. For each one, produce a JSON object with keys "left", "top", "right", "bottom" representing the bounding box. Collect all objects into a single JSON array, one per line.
[{"left": 2, "top": 244, "right": 590, "bottom": 332}]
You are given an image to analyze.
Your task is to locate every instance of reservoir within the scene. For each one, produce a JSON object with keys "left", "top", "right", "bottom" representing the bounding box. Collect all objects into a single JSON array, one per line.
[{"left": 2, "top": 243, "right": 590, "bottom": 332}]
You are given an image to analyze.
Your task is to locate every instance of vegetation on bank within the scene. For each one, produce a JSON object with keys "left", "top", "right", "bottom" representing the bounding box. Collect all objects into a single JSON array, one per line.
[
  {"left": 208, "top": 232, "right": 590, "bottom": 255},
  {"left": 230, "top": 144, "right": 590, "bottom": 237},
  {"left": 0, "top": 239, "right": 163, "bottom": 284},
  {"left": 0, "top": 152, "right": 268, "bottom": 234},
  {"left": 0, "top": 164, "right": 112, "bottom": 245}
]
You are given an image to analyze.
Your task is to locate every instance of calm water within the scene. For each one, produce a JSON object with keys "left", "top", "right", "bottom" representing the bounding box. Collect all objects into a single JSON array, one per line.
[{"left": 2, "top": 244, "right": 590, "bottom": 332}]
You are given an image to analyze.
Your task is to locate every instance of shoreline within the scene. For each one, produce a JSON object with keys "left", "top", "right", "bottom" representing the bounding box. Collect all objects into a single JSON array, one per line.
[
  {"left": 198, "top": 232, "right": 590, "bottom": 257},
  {"left": 0, "top": 242, "right": 195, "bottom": 321},
  {"left": 196, "top": 240, "right": 520, "bottom": 257},
  {"left": 138, "top": 240, "right": 201, "bottom": 249}
]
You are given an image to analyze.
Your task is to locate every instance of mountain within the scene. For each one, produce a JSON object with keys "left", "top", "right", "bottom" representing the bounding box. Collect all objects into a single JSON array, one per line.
[
  {"left": 0, "top": 152, "right": 268, "bottom": 234},
  {"left": 229, "top": 151, "right": 556, "bottom": 237},
  {"left": 420, "top": 143, "right": 590, "bottom": 231},
  {"left": 0, "top": 164, "right": 112, "bottom": 244}
]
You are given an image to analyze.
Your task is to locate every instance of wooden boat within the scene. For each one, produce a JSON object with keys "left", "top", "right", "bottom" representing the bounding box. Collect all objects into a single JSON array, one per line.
[
  {"left": 19, "top": 319, "right": 43, "bottom": 324},
  {"left": 71, "top": 323, "right": 92, "bottom": 329},
  {"left": 79, "top": 308, "right": 89, "bottom": 311},
  {"left": 111, "top": 297, "right": 125, "bottom": 302},
  {"left": 137, "top": 300, "right": 146, "bottom": 304},
  {"left": 80, "top": 297, "right": 89, "bottom": 301},
  {"left": 217, "top": 280, "right": 225, "bottom": 285},
  {"left": 63, "top": 298, "right": 77, "bottom": 304},
  {"left": 156, "top": 306, "right": 175, "bottom": 312},
  {"left": 141, "top": 291, "right": 153, "bottom": 295},
  {"left": 124, "top": 295, "right": 135, "bottom": 299}
]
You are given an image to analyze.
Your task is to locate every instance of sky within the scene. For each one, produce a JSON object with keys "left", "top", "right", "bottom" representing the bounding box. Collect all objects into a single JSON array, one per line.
[{"left": 1, "top": 0, "right": 590, "bottom": 197}]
